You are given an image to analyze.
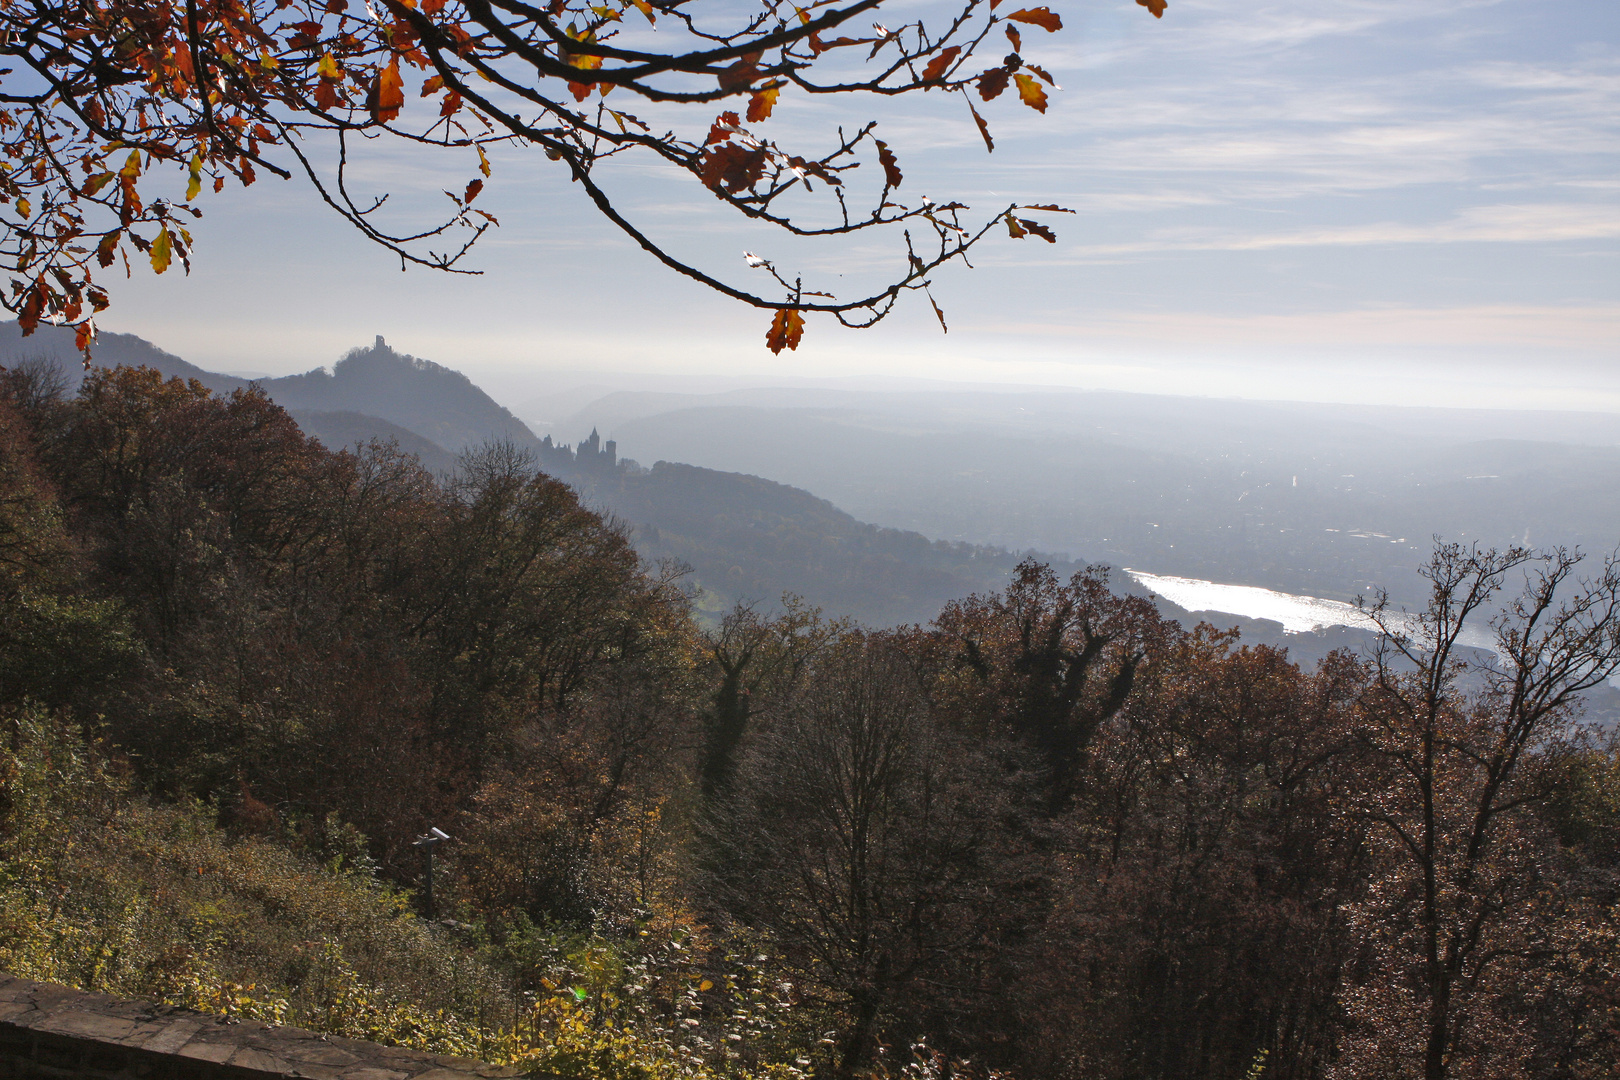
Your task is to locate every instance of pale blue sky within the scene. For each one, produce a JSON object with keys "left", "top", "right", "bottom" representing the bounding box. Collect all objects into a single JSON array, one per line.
[{"left": 97, "top": 0, "right": 1618, "bottom": 410}]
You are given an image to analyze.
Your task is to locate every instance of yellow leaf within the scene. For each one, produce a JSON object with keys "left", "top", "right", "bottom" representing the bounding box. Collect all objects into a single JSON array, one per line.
[
  {"left": 150, "top": 228, "right": 172, "bottom": 273},
  {"left": 317, "top": 52, "right": 342, "bottom": 80},
  {"left": 186, "top": 154, "right": 202, "bottom": 201},
  {"left": 15, "top": 197, "right": 28, "bottom": 218},
  {"left": 476, "top": 144, "right": 491, "bottom": 178},
  {"left": 698, "top": 980, "right": 714, "bottom": 991},
  {"left": 120, "top": 150, "right": 143, "bottom": 179},
  {"left": 1014, "top": 73, "right": 1048, "bottom": 113}
]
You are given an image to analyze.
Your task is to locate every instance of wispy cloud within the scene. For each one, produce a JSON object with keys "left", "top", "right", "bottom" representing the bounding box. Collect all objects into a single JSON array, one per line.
[{"left": 1064, "top": 203, "right": 1620, "bottom": 256}]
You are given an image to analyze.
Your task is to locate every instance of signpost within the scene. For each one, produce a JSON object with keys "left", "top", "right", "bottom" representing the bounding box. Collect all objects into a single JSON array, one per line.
[{"left": 412, "top": 826, "right": 450, "bottom": 920}]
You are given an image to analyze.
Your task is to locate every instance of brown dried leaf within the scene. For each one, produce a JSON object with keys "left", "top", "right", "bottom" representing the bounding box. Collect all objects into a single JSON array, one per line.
[
  {"left": 766, "top": 308, "right": 805, "bottom": 354},
  {"left": 966, "top": 96, "right": 994, "bottom": 152},
  {"left": 1007, "top": 7, "right": 1063, "bottom": 32},
  {"left": 875, "top": 140, "right": 902, "bottom": 189},
  {"left": 921, "top": 46, "right": 962, "bottom": 83}
]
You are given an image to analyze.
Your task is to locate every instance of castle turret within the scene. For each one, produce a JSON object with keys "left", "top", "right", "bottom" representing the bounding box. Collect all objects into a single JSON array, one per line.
[{"left": 604, "top": 439, "right": 617, "bottom": 469}]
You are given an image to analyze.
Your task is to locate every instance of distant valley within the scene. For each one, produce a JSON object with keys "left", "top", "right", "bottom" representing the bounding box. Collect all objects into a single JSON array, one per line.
[{"left": 11, "top": 321, "right": 1620, "bottom": 715}]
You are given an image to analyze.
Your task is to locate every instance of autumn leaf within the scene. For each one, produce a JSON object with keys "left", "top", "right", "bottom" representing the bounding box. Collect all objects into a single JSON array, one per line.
[
  {"left": 977, "top": 68, "right": 1010, "bottom": 101},
  {"left": 314, "top": 80, "right": 340, "bottom": 109},
  {"left": 75, "top": 322, "right": 94, "bottom": 353},
  {"left": 701, "top": 143, "right": 769, "bottom": 192},
  {"left": 766, "top": 308, "right": 805, "bottom": 354},
  {"left": 875, "top": 140, "right": 902, "bottom": 189},
  {"left": 706, "top": 111, "right": 742, "bottom": 145},
  {"left": 1007, "top": 7, "right": 1062, "bottom": 32},
  {"left": 747, "top": 86, "right": 779, "bottom": 122},
  {"left": 440, "top": 91, "right": 463, "bottom": 118},
  {"left": 186, "top": 154, "right": 202, "bottom": 201},
  {"left": 1020, "top": 217, "right": 1056, "bottom": 241},
  {"left": 318, "top": 53, "right": 343, "bottom": 81},
  {"left": 150, "top": 228, "right": 173, "bottom": 273},
  {"left": 1005, "top": 24, "right": 1021, "bottom": 51},
  {"left": 921, "top": 46, "right": 962, "bottom": 83},
  {"left": 1005, "top": 213, "right": 1026, "bottom": 239},
  {"left": 420, "top": 74, "right": 444, "bottom": 96},
  {"left": 96, "top": 233, "right": 118, "bottom": 268},
  {"left": 966, "top": 96, "right": 994, "bottom": 152},
  {"left": 718, "top": 54, "right": 761, "bottom": 92},
  {"left": 1024, "top": 62, "right": 1058, "bottom": 87},
  {"left": 477, "top": 144, "right": 491, "bottom": 177},
  {"left": 372, "top": 57, "right": 405, "bottom": 123},
  {"left": 929, "top": 293, "right": 949, "bottom": 333},
  {"left": 1137, "top": 0, "right": 1167, "bottom": 16},
  {"left": 1014, "top": 73, "right": 1047, "bottom": 113},
  {"left": 464, "top": 179, "right": 483, "bottom": 203}
]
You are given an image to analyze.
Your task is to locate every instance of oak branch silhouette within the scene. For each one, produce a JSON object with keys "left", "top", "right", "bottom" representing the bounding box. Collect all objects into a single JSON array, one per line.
[{"left": 0, "top": 0, "right": 1165, "bottom": 353}]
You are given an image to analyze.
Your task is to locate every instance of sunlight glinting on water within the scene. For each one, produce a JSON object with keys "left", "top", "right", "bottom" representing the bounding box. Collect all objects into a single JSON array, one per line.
[{"left": 1125, "top": 570, "right": 1383, "bottom": 636}]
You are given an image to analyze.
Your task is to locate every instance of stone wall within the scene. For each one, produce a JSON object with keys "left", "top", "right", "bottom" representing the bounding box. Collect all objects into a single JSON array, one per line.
[{"left": 0, "top": 973, "right": 528, "bottom": 1079}]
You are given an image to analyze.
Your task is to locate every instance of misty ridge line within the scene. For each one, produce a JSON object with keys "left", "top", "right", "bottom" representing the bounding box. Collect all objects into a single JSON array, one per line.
[{"left": 6, "top": 320, "right": 1620, "bottom": 685}]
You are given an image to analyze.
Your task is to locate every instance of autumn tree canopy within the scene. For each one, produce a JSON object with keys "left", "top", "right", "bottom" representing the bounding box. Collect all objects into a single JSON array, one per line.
[{"left": 0, "top": 0, "right": 1166, "bottom": 353}]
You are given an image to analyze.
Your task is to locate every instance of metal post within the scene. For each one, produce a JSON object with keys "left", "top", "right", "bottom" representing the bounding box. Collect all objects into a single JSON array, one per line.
[{"left": 412, "top": 827, "right": 450, "bottom": 921}]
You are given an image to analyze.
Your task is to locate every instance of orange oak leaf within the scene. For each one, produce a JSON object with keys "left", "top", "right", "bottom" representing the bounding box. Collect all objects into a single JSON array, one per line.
[
  {"left": 747, "top": 86, "right": 779, "bottom": 122},
  {"left": 371, "top": 57, "right": 404, "bottom": 123},
  {"left": 766, "top": 308, "right": 805, "bottom": 354},
  {"left": 1138, "top": 0, "right": 1167, "bottom": 16},
  {"left": 1014, "top": 73, "right": 1047, "bottom": 112},
  {"left": 977, "top": 68, "right": 1009, "bottom": 101},
  {"left": 706, "top": 111, "right": 743, "bottom": 145},
  {"left": 921, "top": 46, "right": 962, "bottom": 83},
  {"left": 1007, "top": 7, "right": 1062, "bottom": 32},
  {"left": 464, "top": 179, "right": 483, "bottom": 203}
]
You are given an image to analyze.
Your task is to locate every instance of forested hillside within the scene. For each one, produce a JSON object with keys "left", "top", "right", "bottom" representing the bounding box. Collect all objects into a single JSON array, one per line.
[
  {"left": 0, "top": 324, "right": 1075, "bottom": 626},
  {"left": 3, "top": 362, "right": 1619, "bottom": 1080}
]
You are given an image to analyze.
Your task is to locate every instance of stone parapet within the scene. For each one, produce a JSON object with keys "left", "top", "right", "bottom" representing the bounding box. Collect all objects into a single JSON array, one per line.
[{"left": 0, "top": 973, "right": 529, "bottom": 1079}]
